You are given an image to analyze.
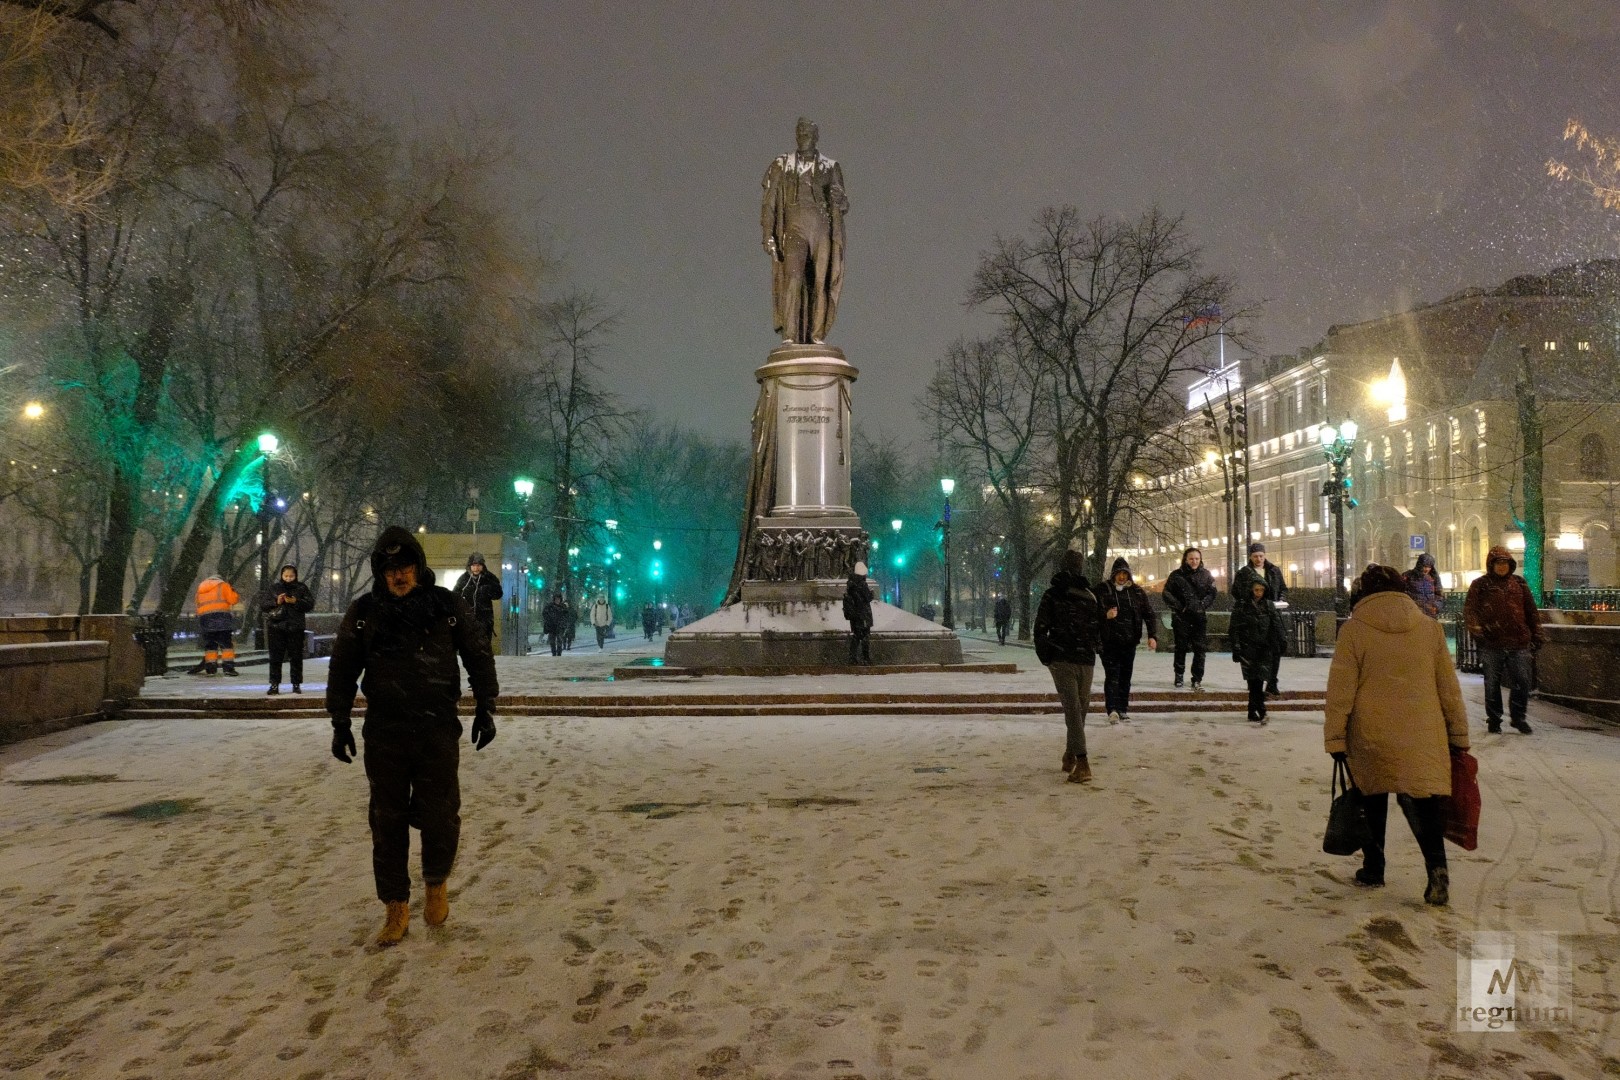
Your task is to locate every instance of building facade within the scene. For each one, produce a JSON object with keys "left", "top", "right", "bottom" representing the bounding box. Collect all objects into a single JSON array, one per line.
[{"left": 1116, "top": 263, "right": 1620, "bottom": 594}]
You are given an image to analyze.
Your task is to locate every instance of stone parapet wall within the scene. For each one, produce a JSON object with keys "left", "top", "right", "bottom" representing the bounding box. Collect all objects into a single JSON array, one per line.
[{"left": 0, "top": 640, "right": 110, "bottom": 744}]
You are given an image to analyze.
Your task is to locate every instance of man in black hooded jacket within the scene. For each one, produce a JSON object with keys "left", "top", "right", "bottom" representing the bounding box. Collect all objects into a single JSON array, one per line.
[
  {"left": 259, "top": 563, "right": 314, "bottom": 695},
  {"left": 1034, "top": 550, "right": 1103, "bottom": 783},
  {"left": 326, "top": 525, "right": 500, "bottom": 947}
]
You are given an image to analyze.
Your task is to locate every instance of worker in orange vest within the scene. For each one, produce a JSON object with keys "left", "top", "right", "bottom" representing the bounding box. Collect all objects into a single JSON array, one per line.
[{"left": 188, "top": 574, "right": 241, "bottom": 676}]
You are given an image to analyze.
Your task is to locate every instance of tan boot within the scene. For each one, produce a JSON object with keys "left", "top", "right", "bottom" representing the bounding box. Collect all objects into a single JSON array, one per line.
[
  {"left": 1061, "top": 752, "right": 1076, "bottom": 773},
  {"left": 1067, "top": 756, "right": 1092, "bottom": 784},
  {"left": 376, "top": 901, "right": 409, "bottom": 946},
  {"left": 424, "top": 882, "right": 449, "bottom": 927}
]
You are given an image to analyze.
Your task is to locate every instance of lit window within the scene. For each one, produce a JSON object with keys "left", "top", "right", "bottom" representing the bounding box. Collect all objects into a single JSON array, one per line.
[
  {"left": 1543, "top": 340, "right": 1557, "bottom": 352},
  {"left": 1577, "top": 340, "right": 1591, "bottom": 351}
]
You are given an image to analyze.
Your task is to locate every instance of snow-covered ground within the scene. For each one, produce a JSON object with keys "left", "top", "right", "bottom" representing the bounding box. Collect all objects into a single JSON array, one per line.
[{"left": 3, "top": 640, "right": 1616, "bottom": 1077}]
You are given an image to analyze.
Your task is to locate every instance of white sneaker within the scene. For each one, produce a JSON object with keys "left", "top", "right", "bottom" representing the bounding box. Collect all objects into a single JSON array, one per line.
[
  {"left": 1190, "top": 681, "right": 1202, "bottom": 692},
  {"left": 1108, "top": 711, "right": 1120, "bottom": 724}
]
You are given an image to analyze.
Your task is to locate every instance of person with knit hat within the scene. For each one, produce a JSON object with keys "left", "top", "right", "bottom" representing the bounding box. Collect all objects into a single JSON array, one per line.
[
  {"left": 1034, "top": 549, "right": 1104, "bottom": 783},
  {"left": 453, "top": 551, "right": 504, "bottom": 649},
  {"left": 842, "top": 560, "right": 875, "bottom": 664},
  {"left": 1232, "top": 542, "right": 1289, "bottom": 695},
  {"left": 326, "top": 525, "right": 500, "bottom": 946},
  {"left": 259, "top": 564, "right": 314, "bottom": 695},
  {"left": 1092, "top": 556, "right": 1157, "bottom": 722},
  {"left": 1463, "top": 545, "right": 1544, "bottom": 734},
  {"left": 1229, "top": 572, "right": 1286, "bottom": 723},
  {"left": 1402, "top": 552, "right": 1443, "bottom": 619},
  {"left": 1325, "top": 564, "right": 1469, "bottom": 905}
]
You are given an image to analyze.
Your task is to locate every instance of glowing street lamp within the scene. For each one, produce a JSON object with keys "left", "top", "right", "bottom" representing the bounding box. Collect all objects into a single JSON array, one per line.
[
  {"left": 1319, "top": 420, "right": 1360, "bottom": 618},
  {"left": 939, "top": 478, "right": 956, "bottom": 629},
  {"left": 22, "top": 401, "right": 45, "bottom": 420}
]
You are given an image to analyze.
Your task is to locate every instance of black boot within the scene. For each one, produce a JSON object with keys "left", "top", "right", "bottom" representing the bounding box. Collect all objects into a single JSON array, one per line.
[
  {"left": 267, "top": 685, "right": 279, "bottom": 695},
  {"left": 1425, "top": 866, "right": 1449, "bottom": 906}
]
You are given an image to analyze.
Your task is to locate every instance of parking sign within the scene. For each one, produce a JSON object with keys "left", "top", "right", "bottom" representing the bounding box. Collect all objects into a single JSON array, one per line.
[{"left": 1410, "top": 535, "right": 1425, "bottom": 551}]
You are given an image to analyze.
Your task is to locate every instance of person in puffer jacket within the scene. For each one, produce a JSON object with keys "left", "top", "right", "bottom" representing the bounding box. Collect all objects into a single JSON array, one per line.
[
  {"left": 1462, "top": 545, "right": 1544, "bottom": 735},
  {"left": 1034, "top": 550, "right": 1103, "bottom": 784},
  {"left": 1402, "top": 552, "right": 1442, "bottom": 619},
  {"left": 1092, "top": 557, "right": 1158, "bottom": 722},
  {"left": 326, "top": 526, "right": 500, "bottom": 947}
]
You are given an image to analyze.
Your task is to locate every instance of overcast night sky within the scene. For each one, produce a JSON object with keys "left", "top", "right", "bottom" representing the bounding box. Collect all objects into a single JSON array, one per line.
[{"left": 337, "top": 1, "right": 1620, "bottom": 445}]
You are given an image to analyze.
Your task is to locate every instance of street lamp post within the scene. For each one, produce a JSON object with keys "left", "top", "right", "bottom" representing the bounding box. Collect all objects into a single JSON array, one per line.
[
  {"left": 255, "top": 432, "right": 279, "bottom": 649},
  {"left": 1318, "top": 420, "right": 1360, "bottom": 619},
  {"left": 890, "top": 518, "right": 902, "bottom": 608},
  {"left": 939, "top": 478, "right": 955, "bottom": 630}
]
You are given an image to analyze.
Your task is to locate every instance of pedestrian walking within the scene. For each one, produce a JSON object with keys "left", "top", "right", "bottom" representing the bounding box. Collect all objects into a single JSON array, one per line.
[
  {"left": 641, "top": 601, "right": 658, "bottom": 642},
  {"left": 1402, "top": 552, "right": 1442, "bottom": 618},
  {"left": 452, "top": 552, "right": 503, "bottom": 648},
  {"left": 1163, "top": 547, "right": 1216, "bottom": 690},
  {"left": 1093, "top": 557, "right": 1157, "bottom": 722},
  {"left": 590, "top": 593, "right": 614, "bottom": 649},
  {"left": 259, "top": 564, "right": 314, "bottom": 695},
  {"left": 1232, "top": 542, "right": 1288, "bottom": 694},
  {"left": 993, "top": 594, "right": 1012, "bottom": 645},
  {"left": 541, "top": 593, "right": 570, "bottom": 656},
  {"left": 326, "top": 525, "right": 499, "bottom": 946},
  {"left": 1463, "top": 545, "right": 1544, "bottom": 734},
  {"left": 1325, "top": 564, "right": 1469, "bottom": 905},
  {"left": 1229, "top": 575, "right": 1286, "bottom": 724},
  {"left": 1034, "top": 550, "right": 1103, "bottom": 783},
  {"left": 187, "top": 574, "right": 241, "bottom": 676},
  {"left": 843, "top": 560, "right": 874, "bottom": 664}
]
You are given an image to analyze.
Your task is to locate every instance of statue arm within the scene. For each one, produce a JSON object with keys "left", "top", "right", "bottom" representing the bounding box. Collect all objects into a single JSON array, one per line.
[
  {"left": 828, "top": 160, "right": 848, "bottom": 216},
  {"left": 761, "top": 160, "right": 782, "bottom": 256}
]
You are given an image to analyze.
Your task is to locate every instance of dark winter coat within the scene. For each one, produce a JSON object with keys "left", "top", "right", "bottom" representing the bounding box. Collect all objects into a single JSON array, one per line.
[
  {"left": 1401, "top": 554, "right": 1442, "bottom": 618},
  {"left": 641, "top": 603, "right": 658, "bottom": 633},
  {"left": 993, "top": 597, "right": 1012, "bottom": 627},
  {"left": 1231, "top": 559, "right": 1288, "bottom": 602},
  {"left": 1033, "top": 570, "right": 1102, "bottom": 666},
  {"left": 453, "top": 567, "right": 504, "bottom": 631},
  {"left": 1163, "top": 560, "right": 1216, "bottom": 617},
  {"left": 325, "top": 526, "right": 498, "bottom": 731},
  {"left": 1094, "top": 559, "right": 1157, "bottom": 648},
  {"left": 842, "top": 573, "right": 874, "bottom": 628},
  {"left": 259, "top": 568, "right": 315, "bottom": 636},
  {"left": 1228, "top": 593, "right": 1287, "bottom": 682},
  {"left": 1463, "top": 546, "right": 1544, "bottom": 651},
  {"left": 541, "top": 599, "right": 570, "bottom": 637}
]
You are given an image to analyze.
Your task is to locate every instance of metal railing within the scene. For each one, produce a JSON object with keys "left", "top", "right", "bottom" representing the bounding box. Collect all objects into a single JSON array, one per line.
[{"left": 130, "top": 613, "right": 170, "bottom": 676}]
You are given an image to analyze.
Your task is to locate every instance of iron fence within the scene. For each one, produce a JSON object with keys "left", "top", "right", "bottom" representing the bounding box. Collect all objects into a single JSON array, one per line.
[
  {"left": 130, "top": 613, "right": 170, "bottom": 676},
  {"left": 1280, "top": 610, "right": 1317, "bottom": 659}
]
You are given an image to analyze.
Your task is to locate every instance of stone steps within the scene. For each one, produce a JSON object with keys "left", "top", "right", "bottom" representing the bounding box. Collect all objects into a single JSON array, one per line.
[{"left": 125, "top": 690, "right": 1325, "bottom": 721}]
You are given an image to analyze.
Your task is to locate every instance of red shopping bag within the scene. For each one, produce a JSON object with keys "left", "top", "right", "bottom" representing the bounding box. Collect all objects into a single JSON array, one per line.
[{"left": 1444, "top": 749, "right": 1480, "bottom": 851}]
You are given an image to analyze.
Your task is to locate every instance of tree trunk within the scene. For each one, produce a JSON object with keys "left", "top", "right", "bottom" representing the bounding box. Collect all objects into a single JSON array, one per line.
[
  {"left": 92, "top": 277, "right": 185, "bottom": 613},
  {"left": 1515, "top": 346, "right": 1546, "bottom": 598},
  {"left": 157, "top": 453, "right": 247, "bottom": 626}
]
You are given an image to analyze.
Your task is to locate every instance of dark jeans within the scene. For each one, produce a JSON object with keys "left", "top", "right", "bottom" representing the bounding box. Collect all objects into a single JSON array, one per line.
[
  {"left": 1480, "top": 645, "right": 1533, "bottom": 723},
  {"left": 1267, "top": 654, "right": 1282, "bottom": 694},
  {"left": 1172, "top": 613, "right": 1206, "bottom": 682},
  {"left": 362, "top": 722, "right": 462, "bottom": 903},
  {"left": 1359, "top": 791, "right": 1447, "bottom": 880},
  {"left": 1246, "top": 678, "right": 1267, "bottom": 718},
  {"left": 1048, "top": 661, "right": 1094, "bottom": 757},
  {"left": 995, "top": 621, "right": 1009, "bottom": 645},
  {"left": 848, "top": 623, "right": 871, "bottom": 664},
  {"left": 547, "top": 633, "right": 564, "bottom": 657},
  {"left": 1100, "top": 640, "right": 1138, "bottom": 715},
  {"left": 267, "top": 627, "right": 303, "bottom": 686},
  {"left": 595, "top": 626, "right": 608, "bottom": 648}
]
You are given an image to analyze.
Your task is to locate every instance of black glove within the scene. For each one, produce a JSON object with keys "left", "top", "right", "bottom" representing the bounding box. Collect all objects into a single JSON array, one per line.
[
  {"left": 471, "top": 705, "right": 496, "bottom": 751},
  {"left": 331, "top": 719, "right": 356, "bottom": 763},
  {"left": 1331, "top": 751, "right": 1348, "bottom": 763},
  {"left": 1231, "top": 651, "right": 1243, "bottom": 664}
]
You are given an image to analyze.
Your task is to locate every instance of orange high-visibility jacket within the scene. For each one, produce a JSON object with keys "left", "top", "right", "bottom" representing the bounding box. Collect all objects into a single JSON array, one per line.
[{"left": 196, "top": 577, "right": 239, "bottom": 615}]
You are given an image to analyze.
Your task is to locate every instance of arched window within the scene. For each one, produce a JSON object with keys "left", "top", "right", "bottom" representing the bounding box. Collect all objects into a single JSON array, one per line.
[
  {"left": 1579, "top": 433, "right": 1608, "bottom": 482},
  {"left": 1469, "top": 527, "right": 1482, "bottom": 570}
]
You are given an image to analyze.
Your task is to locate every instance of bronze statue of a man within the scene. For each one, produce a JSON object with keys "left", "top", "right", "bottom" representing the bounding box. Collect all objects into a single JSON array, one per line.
[{"left": 761, "top": 117, "right": 848, "bottom": 345}]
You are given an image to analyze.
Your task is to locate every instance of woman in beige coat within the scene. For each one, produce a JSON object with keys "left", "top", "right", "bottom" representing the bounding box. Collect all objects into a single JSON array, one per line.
[{"left": 1324, "top": 565, "right": 1470, "bottom": 905}]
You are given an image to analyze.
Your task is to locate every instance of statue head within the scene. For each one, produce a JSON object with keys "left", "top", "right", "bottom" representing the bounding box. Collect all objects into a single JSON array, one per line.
[{"left": 795, "top": 117, "right": 818, "bottom": 154}]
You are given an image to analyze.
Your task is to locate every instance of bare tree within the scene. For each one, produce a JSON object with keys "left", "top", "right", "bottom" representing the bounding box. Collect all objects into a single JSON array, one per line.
[
  {"left": 967, "top": 205, "right": 1246, "bottom": 578},
  {"left": 519, "top": 292, "right": 631, "bottom": 604}
]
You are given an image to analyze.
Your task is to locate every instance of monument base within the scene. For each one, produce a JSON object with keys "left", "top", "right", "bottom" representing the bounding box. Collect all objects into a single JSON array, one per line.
[{"left": 664, "top": 599, "right": 963, "bottom": 669}]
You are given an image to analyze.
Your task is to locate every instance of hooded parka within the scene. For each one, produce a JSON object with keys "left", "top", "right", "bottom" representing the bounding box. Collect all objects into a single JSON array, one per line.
[
  {"left": 1323, "top": 590, "right": 1469, "bottom": 797},
  {"left": 1462, "top": 547, "right": 1544, "bottom": 651},
  {"left": 1402, "top": 553, "right": 1442, "bottom": 618}
]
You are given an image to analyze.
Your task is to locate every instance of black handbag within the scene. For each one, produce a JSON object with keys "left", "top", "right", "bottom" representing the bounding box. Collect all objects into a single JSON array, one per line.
[{"left": 1322, "top": 758, "right": 1369, "bottom": 856}]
